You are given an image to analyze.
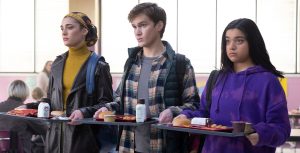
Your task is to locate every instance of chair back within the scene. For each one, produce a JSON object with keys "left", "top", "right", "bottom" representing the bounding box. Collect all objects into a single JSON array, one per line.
[{"left": 0, "top": 131, "right": 10, "bottom": 152}]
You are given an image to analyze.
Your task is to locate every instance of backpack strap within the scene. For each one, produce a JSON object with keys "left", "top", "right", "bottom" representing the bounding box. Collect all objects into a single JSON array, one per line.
[
  {"left": 175, "top": 53, "right": 186, "bottom": 98},
  {"left": 205, "top": 70, "right": 219, "bottom": 117},
  {"left": 86, "top": 52, "right": 100, "bottom": 96}
]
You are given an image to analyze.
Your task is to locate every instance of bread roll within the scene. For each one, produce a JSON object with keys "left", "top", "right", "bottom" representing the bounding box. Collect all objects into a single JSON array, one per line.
[
  {"left": 51, "top": 111, "right": 64, "bottom": 117},
  {"left": 98, "top": 111, "right": 113, "bottom": 119},
  {"left": 172, "top": 117, "right": 191, "bottom": 127}
]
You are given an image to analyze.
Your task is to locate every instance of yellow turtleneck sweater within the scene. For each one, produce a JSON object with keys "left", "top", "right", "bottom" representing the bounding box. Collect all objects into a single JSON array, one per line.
[{"left": 63, "top": 43, "right": 91, "bottom": 109}]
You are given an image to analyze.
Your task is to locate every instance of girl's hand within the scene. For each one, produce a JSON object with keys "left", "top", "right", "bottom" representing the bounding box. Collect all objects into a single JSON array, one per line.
[
  {"left": 246, "top": 133, "right": 259, "bottom": 146},
  {"left": 68, "top": 110, "right": 84, "bottom": 125}
]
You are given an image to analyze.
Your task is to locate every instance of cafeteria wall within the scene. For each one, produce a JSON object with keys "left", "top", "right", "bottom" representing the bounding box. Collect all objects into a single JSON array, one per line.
[
  {"left": 0, "top": 0, "right": 299, "bottom": 110},
  {"left": 0, "top": 74, "right": 299, "bottom": 110}
]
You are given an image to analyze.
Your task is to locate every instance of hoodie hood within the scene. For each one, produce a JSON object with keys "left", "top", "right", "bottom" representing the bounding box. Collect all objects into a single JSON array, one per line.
[
  {"left": 213, "top": 65, "right": 270, "bottom": 123},
  {"left": 229, "top": 65, "right": 268, "bottom": 75}
]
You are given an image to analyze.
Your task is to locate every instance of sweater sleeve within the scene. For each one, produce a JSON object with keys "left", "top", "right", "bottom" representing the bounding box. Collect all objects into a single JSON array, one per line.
[
  {"left": 181, "top": 84, "right": 209, "bottom": 118},
  {"left": 104, "top": 84, "right": 122, "bottom": 113},
  {"left": 253, "top": 78, "right": 291, "bottom": 147}
]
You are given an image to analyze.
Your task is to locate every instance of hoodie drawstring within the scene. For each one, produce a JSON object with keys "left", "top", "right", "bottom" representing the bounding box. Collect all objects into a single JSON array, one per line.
[
  {"left": 215, "top": 74, "right": 227, "bottom": 113},
  {"left": 237, "top": 71, "right": 247, "bottom": 120}
]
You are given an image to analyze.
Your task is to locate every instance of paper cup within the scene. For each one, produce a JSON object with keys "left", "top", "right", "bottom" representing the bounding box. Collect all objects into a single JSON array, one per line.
[
  {"left": 231, "top": 121, "right": 245, "bottom": 134},
  {"left": 244, "top": 122, "right": 254, "bottom": 134}
]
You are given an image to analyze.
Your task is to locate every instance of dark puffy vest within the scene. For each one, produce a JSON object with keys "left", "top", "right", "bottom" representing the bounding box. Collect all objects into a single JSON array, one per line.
[
  {"left": 122, "top": 52, "right": 184, "bottom": 110},
  {"left": 164, "top": 61, "right": 182, "bottom": 107}
]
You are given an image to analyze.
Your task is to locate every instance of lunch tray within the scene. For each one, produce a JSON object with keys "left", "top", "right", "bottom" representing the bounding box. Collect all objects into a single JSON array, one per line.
[
  {"left": 152, "top": 123, "right": 244, "bottom": 137},
  {"left": 79, "top": 118, "right": 158, "bottom": 127},
  {"left": 0, "top": 112, "right": 71, "bottom": 123}
]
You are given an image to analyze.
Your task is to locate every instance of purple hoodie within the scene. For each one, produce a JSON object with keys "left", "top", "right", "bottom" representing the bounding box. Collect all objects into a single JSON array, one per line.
[{"left": 182, "top": 66, "right": 291, "bottom": 153}]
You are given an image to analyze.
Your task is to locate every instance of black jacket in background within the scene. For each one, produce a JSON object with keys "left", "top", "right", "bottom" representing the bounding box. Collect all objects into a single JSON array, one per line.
[
  {"left": 0, "top": 97, "right": 23, "bottom": 112},
  {"left": 0, "top": 97, "right": 48, "bottom": 153}
]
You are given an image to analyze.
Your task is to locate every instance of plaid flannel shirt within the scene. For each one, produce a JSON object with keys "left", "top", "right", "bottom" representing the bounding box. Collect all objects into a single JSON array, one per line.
[{"left": 106, "top": 41, "right": 199, "bottom": 153}]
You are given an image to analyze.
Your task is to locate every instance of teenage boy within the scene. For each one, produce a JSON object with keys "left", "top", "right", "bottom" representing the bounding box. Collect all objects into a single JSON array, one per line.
[{"left": 94, "top": 2, "right": 200, "bottom": 153}]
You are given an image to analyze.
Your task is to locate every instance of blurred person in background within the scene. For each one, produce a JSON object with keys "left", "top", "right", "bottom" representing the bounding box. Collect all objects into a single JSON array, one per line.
[
  {"left": 29, "top": 86, "right": 47, "bottom": 153},
  {"left": 31, "top": 87, "right": 44, "bottom": 101},
  {"left": 0, "top": 80, "right": 48, "bottom": 153},
  {"left": 0, "top": 80, "right": 29, "bottom": 112},
  {"left": 37, "top": 60, "right": 53, "bottom": 96}
]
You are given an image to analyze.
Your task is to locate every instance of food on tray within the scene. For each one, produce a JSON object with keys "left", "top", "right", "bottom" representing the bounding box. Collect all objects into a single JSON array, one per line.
[
  {"left": 290, "top": 109, "right": 300, "bottom": 114},
  {"left": 104, "top": 115, "right": 116, "bottom": 122},
  {"left": 51, "top": 111, "right": 64, "bottom": 117},
  {"left": 210, "top": 124, "right": 228, "bottom": 129},
  {"left": 96, "top": 114, "right": 136, "bottom": 122},
  {"left": 7, "top": 109, "right": 38, "bottom": 117},
  {"left": 118, "top": 115, "right": 136, "bottom": 121},
  {"left": 98, "top": 111, "right": 113, "bottom": 119},
  {"left": 172, "top": 117, "right": 191, "bottom": 127}
]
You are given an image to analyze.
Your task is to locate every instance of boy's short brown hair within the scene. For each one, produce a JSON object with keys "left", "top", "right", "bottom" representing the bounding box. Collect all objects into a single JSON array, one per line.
[{"left": 128, "top": 2, "right": 166, "bottom": 38}]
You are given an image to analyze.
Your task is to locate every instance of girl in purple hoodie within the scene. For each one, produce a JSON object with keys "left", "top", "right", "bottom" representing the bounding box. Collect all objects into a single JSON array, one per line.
[{"left": 177, "top": 18, "right": 291, "bottom": 153}]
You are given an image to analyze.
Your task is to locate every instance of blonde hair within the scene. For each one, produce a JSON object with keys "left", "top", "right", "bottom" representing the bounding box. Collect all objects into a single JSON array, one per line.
[
  {"left": 8, "top": 80, "right": 29, "bottom": 102},
  {"left": 31, "top": 87, "right": 44, "bottom": 101}
]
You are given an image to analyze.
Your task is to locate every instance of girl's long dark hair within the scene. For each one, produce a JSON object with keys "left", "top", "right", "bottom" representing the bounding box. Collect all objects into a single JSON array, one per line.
[{"left": 220, "top": 18, "right": 284, "bottom": 78}]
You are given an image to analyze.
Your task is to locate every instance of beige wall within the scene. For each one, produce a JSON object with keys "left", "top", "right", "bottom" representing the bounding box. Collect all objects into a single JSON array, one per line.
[
  {"left": 69, "top": 0, "right": 96, "bottom": 23},
  {"left": 69, "top": 0, "right": 100, "bottom": 53}
]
